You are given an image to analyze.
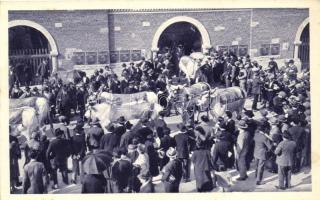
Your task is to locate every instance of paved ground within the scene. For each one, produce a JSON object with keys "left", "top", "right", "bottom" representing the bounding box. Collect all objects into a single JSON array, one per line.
[{"left": 12, "top": 97, "right": 312, "bottom": 193}]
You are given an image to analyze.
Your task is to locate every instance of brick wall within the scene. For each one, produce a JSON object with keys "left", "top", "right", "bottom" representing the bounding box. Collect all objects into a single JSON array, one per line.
[{"left": 9, "top": 8, "right": 308, "bottom": 74}]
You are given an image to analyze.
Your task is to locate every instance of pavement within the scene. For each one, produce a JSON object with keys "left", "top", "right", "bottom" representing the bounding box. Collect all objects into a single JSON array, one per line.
[{"left": 12, "top": 96, "right": 312, "bottom": 193}]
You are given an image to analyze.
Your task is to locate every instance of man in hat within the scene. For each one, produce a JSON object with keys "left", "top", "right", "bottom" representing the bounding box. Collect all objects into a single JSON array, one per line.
[
  {"left": 20, "top": 86, "right": 33, "bottom": 98},
  {"left": 236, "top": 120, "right": 250, "bottom": 181},
  {"left": 274, "top": 132, "right": 296, "bottom": 190},
  {"left": 46, "top": 128, "right": 71, "bottom": 189},
  {"left": 253, "top": 122, "right": 272, "bottom": 185},
  {"left": 251, "top": 70, "right": 263, "bottom": 110},
  {"left": 111, "top": 148, "right": 133, "bottom": 193},
  {"left": 174, "top": 123, "right": 191, "bottom": 182},
  {"left": 268, "top": 57, "right": 279, "bottom": 76},
  {"left": 273, "top": 91, "right": 287, "bottom": 114},
  {"left": 70, "top": 125, "right": 86, "bottom": 184},
  {"left": 238, "top": 63, "right": 247, "bottom": 92},
  {"left": 136, "top": 119, "right": 154, "bottom": 144},
  {"left": 56, "top": 85, "right": 72, "bottom": 124},
  {"left": 264, "top": 75, "right": 280, "bottom": 109},
  {"left": 288, "top": 119, "right": 306, "bottom": 173},
  {"left": 23, "top": 149, "right": 49, "bottom": 194},
  {"left": 99, "top": 124, "right": 120, "bottom": 153},
  {"left": 52, "top": 116, "right": 71, "bottom": 140},
  {"left": 86, "top": 118, "right": 104, "bottom": 151},
  {"left": 36, "top": 59, "right": 50, "bottom": 85},
  {"left": 76, "top": 83, "right": 89, "bottom": 118},
  {"left": 269, "top": 117, "right": 282, "bottom": 145},
  {"left": 119, "top": 121, "right": 134, "bottom": 150},
  {"left": 212, "top": 132, "right": 233, "bottom": 171},
  {"left": 145, "top": 134, "right": 160, "bottom": 178},
  {"left": 160, "top": 147, "right": 183, "bottom": 192},
  {"left": 244, "top": 110, "right": 257, "bottom": 169}
]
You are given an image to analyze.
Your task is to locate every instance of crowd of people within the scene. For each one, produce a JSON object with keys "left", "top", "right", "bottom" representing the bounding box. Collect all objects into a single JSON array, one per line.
[{"left": 9, "top": 49, "right": 311, "bottom": 193}]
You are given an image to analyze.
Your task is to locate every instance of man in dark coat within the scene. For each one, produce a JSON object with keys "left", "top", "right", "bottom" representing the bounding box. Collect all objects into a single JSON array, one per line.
[
  {"left": 244, "top": 110, "right": 258, "bottom": 169},
  {"left": 56, "top": 85, "right": 72, "bottom": 124},
  {"left": 86, "top": 118, "right": 104, "bottom": 151},
  {"left": 111, "top": 149, "right": 133, "bottom": 193},
  {"left": 145, "top": 135, "right": 160, "bottom": 177},
  {"left": 136, "top": 120, "right": 154, "bottom": 144},
  {"left": 161, "top": 147, "right": 183, "bottom": 192},
  {"left": 46, "top": 128, "right": 71, "bottom": 189},
  {"left": 274, "top": 132, "right": 296, "bottom": 190},
  {"left": 174, "top": 123, "right": 191, "bottom": 182},
  {"left": 253, "top": 122, "right": 272, "bottom": 185},
  {"left": 288, "top": 119, "right": 305, "bottom": 173},
  {"left": 212, "top": 133, "right": 232, "bottom": 171},
  {"left": 100, "top": 124, "right": 121, "bottom": 153},
  {"left": 236, "top": 120, "right": 250, "bottom": 181},
  {"left": 251, "top": 70, "right": 262, "bottom": 110},
  {"left": 119, "top": 121, "right": 134, "bottom": 150},
  {"left": 81, "top": 174, "right": 107, "bottom": 193},
  {"left": 71, "top": 125, "right": 87, "bottom": 184},
  {"left": 37, "top": 59, "right": 50, "bottom": 84}
]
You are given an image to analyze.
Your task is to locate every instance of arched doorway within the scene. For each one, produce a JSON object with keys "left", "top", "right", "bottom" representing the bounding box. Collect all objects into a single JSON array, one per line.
[
  {"left": 151, "top": 16, "right": 211, "bottom": 54},
  {"left": 9, "top": 20, "right": 59, "bottom": 86},
  {"left": 294, "top": 18, "right": 309, "bottom": 71},
  {"left": 158, "top": 22, "right": 202, "bottom": 55}
]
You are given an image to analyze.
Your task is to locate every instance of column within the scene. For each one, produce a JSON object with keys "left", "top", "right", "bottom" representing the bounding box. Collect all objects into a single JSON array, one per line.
[
  {"left": 50, "top": 50, "right": 59, "bottom": 74},
  {"left": 293, "top": 41, "right": 302, "bottom": 72},
  {"left": 151, "top": 47, "right": 159, "bottom": 61},
  {"left": 202, "top": 44, "right": 212, "bottom": 55}
]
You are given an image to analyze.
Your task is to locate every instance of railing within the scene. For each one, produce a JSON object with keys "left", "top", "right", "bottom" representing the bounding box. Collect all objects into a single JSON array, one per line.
[{"left": 9, "top": 48, "right": 51, "bottom": 86}]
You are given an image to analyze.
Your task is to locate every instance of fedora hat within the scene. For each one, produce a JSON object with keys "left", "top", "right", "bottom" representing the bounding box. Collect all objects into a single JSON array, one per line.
[
  {"left": 244, "top": 110, "right": 254, "bottom": 118},
  {"left": 117, "top": 116, "right": 126, "bottom": 124},
  {"left": 238, "top": 120, "right": 248, "bottom": 129},
  {"left": 166, "top": 147, "right": 177, "bottom": 158}
]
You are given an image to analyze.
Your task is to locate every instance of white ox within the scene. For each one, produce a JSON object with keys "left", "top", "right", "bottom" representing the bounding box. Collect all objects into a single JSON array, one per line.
[
  {"left": 85, "top": 91, "right": 163, "bottom": 132},
  {"left": 10, "top": 97, "right": 51, "bottom": 139}
]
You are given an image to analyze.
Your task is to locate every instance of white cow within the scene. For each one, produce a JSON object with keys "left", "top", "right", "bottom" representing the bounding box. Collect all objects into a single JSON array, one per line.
[
  {"left": 10, "top": 97, "right": 51, "bottom": 139},
  {"left": 85, "top": 91, "right": 162, "bottom": 132}
]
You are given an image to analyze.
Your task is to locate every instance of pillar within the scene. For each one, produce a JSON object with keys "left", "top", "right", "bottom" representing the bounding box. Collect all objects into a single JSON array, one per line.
[{"left": 50, "top": 50, "right": 59, "bottom": 74}]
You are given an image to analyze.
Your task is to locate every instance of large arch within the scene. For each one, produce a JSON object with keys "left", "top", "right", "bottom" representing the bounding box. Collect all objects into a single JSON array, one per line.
[
  {"left": 293, "top": 17, "right": 309, "bottom": 71},
  {"left": 151, "top": 16, "right": 211, "bottom": 54},
  {"left": 9, "top": 20, "right": 59, "bottom": 73}
]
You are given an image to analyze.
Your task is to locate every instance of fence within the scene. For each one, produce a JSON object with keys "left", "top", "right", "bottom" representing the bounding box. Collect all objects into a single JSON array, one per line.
[{"left": 9, "top": 48, "right": 51, "bottom": 86}]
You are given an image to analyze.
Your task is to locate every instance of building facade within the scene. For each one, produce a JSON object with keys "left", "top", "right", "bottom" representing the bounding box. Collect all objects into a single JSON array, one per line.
[{"left": 8, "top": 8, "right": 309, "bottom": 76}]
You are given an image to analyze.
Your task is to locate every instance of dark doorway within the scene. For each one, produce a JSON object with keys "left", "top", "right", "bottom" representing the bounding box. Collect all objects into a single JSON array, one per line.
[
  {"left": 9, "top": 26, "right": 51, "bottom": 86},
  {"left": 298, "top": 24, "right": 309, "bottom": 70},
  {"left": 158, "top": 22, "right": 202, "bottom": 55}
]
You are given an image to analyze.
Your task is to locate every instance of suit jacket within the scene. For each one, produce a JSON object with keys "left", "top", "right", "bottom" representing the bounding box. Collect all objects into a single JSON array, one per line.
[
  {"left": 174, "top": 132, "right": 190, "bottom": 159},
  {"left": 119, "top": 130, "right": 134, "bottom": 149},
  {"left": 253, "top": 132, "right": 272, "bottom": 160},
  {"left": 226, "top": 119, "right": 236, "bottom": 134},
  {"left": 137, "top": 126, "right": 153, "bottom": 143},
  {"left": 81, "top": 174, "right": 106, "bottom": 193},
  {"left": 23, "top": 160, "right": 47, "bottom": 194},
  {"left": 288, "top": 126, "right": 305, "bottom": 151},
  {"left": 236, "top": 130, "right": 250, "bottom": 156},
  {"left": 86, "top": 126, "right": 104, "bottom": 149},
  {"left": 251, "top": 77, "right": 262, "bottom": 94},
  {"left": 71, "top": 133, "right": 86, "bottom": 158},
  {"left": 46, "top": 137, "right": 71, "bottom": 166},
  {"left": 111, "top": 158, "right": 133, "bottom": 190},
  {"left": 100, "top": 133, "right": 121, "bottom": 153},
  {"left": 191, "top": 149, "right": 214, "bottom": 190},
  {"left": 275, "top": 140, "right": 296, "bottom": 167},
  {"left": 212, "top": 139, "right": 232, "bottom": 169}
]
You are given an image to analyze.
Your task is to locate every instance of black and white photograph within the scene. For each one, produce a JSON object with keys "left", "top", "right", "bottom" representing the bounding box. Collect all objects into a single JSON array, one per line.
[{"left": 1, "top": 0, "right": 319, "bottom": 198}]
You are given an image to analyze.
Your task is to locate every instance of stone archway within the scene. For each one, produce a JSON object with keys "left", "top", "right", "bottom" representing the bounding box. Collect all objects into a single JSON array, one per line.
[
  {"left": 9, "top": 20, "right": 59, "bottom": 73},
  {"left": 151, "top": 16, "right": 211, "bottom": 56},
  {"left": 293, "top": 17, "right": 309, "bottom": 71}
]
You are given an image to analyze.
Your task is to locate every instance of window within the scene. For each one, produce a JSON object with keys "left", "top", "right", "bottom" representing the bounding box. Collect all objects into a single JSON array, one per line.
[{"left": 260, "top": 43, "right": 280, "bottom": 56}]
